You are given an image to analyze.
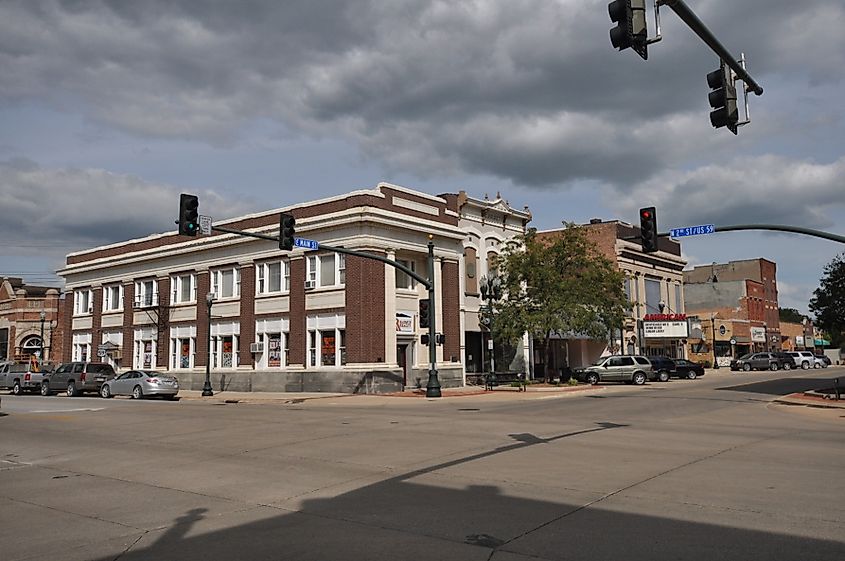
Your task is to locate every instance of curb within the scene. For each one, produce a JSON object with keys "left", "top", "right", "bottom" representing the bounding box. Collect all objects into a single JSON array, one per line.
[{"left": 772, "top": 392, "right": 845, "bottom": 410}]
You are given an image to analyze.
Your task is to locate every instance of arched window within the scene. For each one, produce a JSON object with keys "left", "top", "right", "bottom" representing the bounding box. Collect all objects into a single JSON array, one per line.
[{"left": 21, "top": 336, "right": 43, "bottom": 353}]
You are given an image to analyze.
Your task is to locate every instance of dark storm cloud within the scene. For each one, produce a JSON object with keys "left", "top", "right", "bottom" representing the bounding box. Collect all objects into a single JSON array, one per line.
[{"left": 1, "top": 1, "right": 842, "bottom": 200}]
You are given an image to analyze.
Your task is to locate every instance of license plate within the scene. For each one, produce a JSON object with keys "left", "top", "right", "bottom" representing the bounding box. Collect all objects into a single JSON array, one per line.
[{"left": 96, "top": 377, "right": 106, "bottom": 382}]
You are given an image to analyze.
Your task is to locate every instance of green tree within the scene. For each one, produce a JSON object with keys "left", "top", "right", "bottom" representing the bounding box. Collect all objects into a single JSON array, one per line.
[
  {"left": 778, "top": 307, "right": 804, "bottom": 324},
  {"left": 809, "top": 253, "right": 845, "bottom": 349},
  {"left": 493, "top": 225, "right": 628, "bottom": 381}
]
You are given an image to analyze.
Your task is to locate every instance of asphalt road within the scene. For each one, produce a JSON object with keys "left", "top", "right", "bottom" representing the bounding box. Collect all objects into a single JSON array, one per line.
[{"left": 1, "top": 367, "right": 843, "bottom": 561}]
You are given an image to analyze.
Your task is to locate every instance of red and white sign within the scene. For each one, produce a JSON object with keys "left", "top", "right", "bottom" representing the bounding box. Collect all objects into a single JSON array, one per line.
[{"left": 643, "top": 313, "right": 687, "bottom": 321}]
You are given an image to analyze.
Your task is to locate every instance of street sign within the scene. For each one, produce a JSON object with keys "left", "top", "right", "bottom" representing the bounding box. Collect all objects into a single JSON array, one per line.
[
  {"left": 294, "top": 238, "right": 319, "bottom": 250},
  {"left": 199, "top": 215, "right": 212, "bottom": 235},
  {"left": 669, "top": 224, "right": 715, "bottom": 238},
  {"left": 97, "top": 349, "right": 107, "bottom": 358}
]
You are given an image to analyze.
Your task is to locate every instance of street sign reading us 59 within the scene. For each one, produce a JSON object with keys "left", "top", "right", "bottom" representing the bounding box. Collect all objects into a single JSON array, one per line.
[{"left": 670, "top": 224, "right": 715, "bottom": 238}]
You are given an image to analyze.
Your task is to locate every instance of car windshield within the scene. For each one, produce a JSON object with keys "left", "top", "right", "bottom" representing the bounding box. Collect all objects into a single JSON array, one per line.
[
  {"left": 738, "top": 353, "right": 752, "bottom": 360},
  {"left": 591, "top": 358, "right": 606, "bottom": 366},
  {"left": 142, "top": 371, "right": 168, "bottom": 378}
]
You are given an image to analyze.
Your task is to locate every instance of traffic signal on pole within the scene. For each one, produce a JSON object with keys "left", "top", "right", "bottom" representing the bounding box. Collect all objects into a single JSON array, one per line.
[
  {"left": 279, "top": 213, "right": 295, "bottom": 250},
  {"left": 706, "top": 60, "right": 738, "bottom": 134},
  {"left": 178, "top": 193, "right": 199, "bottom": 236},
  {"left": 419, "top": 299, "right": 430, "bottom": 329},
  {"left": 608, "top": 0, "right": 648, "bottom": 60},
  {"left": 639, "top": 206, "right": 658, "bottom": 253}
]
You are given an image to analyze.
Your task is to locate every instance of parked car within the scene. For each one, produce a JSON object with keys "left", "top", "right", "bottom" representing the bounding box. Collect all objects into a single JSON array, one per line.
[
  {"left": 730, "top": 352, "right": 789, "bottom": 372},
  {"left": 647, "top": 356, "right": 676, "bottom": 382},
  {"left": 576, "top": 355, "right": 653, "bottom": 385},
  {"left": 41, "top": 362, "right": 116, "bottom": 396},
  {"left": 785, "top": 351, "right": 822, "bottom": 370},
  {"left": 671, "top": 359, "right": 706, "bottom": 380},
  {"left": 0, "top": 361, "right": 30, "bottom": 395},
  {"left": 99, "top": 370, "right": 179, "bottom": 399},
  {"left": 770, "top": 352, "right": 794, "bottom": 371},
  {"left": 816, "top": 354, "right": 832, "bottom": 367}
]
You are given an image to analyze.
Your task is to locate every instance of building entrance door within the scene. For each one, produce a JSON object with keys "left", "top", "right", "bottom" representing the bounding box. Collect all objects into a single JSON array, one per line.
[{"left": 397, "top": 344, "right": 409, "bottom": 387}]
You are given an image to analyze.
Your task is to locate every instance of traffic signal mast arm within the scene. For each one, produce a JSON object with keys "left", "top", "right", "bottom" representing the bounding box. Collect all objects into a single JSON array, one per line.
[{"left": 657, "top": 0, "right": 763, "bottom": 96}]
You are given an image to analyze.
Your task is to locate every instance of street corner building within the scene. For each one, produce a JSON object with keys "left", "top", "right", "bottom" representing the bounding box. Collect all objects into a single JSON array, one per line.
[{"left": 56, "top": 183, "right": 531, "bottom": 394}]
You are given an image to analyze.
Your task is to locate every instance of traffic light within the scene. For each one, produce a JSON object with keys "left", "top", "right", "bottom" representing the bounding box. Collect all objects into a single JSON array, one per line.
[
  {"left": 419, "top": 299, "right": 430, "bottom": 329},
  {"left": 178, "top": 194, "right": 199, "bottom": 236},
  {"left": 706, "top": 60, "right": 738, "bottom": 134},
  {"left": 608, "top": 0, "right": 648, "bottom": 60},
  {"left": 639, "top": 206, "right": 658, "bottom": 253},
  {"left": 279, "top": 213, "right": 295, "bottom": 250}
]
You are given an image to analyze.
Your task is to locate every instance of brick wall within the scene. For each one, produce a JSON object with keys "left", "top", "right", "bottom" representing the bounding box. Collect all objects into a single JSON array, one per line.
[
  {"left": 288, "top": 258, "right": 306, "bottom": 366},
  {"left": 91, "top": 287, "right": 103, "bottom": 363},
  {"left": 195, "top": 272, "right": 209, "bottom": 367},
  {"left": 345, "top": 253, "right": 386, "bottom": 363},
  {"left": 441, "top": 260, "right": 461, "bottom": 363},
  {"left": 61, "top": 295, "right": 73, "bottom": 362},
  {"left": 239, "top": 265, "right": 256, "bottom": 366}
]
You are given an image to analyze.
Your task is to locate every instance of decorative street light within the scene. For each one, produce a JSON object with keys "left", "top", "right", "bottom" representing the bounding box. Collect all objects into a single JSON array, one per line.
[
  {"left": 203, "top": 292, "right": 215, "bottom": 397},
  {"left": 480, "top": 274, "right": 503, "bottom": 389},
  {"left": 38, "top": 310, "right": 46, "bottom": 367}
]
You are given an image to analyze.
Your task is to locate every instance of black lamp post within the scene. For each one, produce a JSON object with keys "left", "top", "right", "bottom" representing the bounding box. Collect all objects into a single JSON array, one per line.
[
  {"left": 480, "top": 274, "right": 502, "bottom": 388},
  {"left": 202, "top": 292, "right": 215, "bottom": 396},
  {"left": 39, "top": 310, "right": 46, "bottom": 366}
]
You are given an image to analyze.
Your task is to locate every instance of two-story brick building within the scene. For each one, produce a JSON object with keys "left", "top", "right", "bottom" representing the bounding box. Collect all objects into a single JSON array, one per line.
[
  {"left": 0, "top": 277, "right": 62, "bottom": 365},
  {"left": 57, "top": 183, "right": 530, "bottom": 393}
]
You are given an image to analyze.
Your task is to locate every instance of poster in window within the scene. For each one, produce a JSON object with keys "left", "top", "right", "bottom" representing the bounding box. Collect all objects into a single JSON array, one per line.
[
  {"left": 321, "top": 333, "right": 336, "bottom": 366},
  {"left": 222, "top": 338, "right": 233, "bottom": 367},
  {"left": 180, "top": 339, "right": 190, "bottom": 368},
  {"left": 143, "top": 341, "right": 152, "bottom": 369},
  {"left": 268, "top": 335, "right": 281, "bottom": 367}
]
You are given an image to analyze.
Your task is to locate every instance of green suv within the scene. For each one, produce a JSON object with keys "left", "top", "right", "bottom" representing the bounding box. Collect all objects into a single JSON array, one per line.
[{"left": 577, "top": 355, "right": 654, "bottom": 385}]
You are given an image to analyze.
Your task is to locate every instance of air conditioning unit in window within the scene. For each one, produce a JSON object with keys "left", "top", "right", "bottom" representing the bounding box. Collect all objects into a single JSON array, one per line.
[
  {"left": 249, "top": 342, "right": 264, "bottom": 354},
  {"left": 304, "top": 280, "right": 316, "bottom": 290}
]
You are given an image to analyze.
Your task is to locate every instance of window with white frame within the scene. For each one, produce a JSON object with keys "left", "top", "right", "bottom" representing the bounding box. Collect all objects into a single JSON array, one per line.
[
  {"left": 73, "top": 289, "right": 93, "bottom": 316},
  {"left": 133, "top": 327, "right": 157, "bottom": 369},
  {"left": 102, "top": 284, "right": 124, "bottom": 313},
  {"left": 72, "top": 333, "right": 92, "bottom": 362},
  {"left": 256, "top": 260, "right": 289, "bottom": 295},
  {"left": 210, "top": 321, "right": 240, "bottom": 368},
  {"left": 170, "top": 273, "right": 196, "bottom": 304},
  {"left": 210, "top": 267, "right": 240, "bottom": 299},
  {"left": 169, "top": 325, "right": 196, "bottom": 369},
  {"left": 306, "top": 254, "right": 345, "bottom": 288},
  {"left": 134, "top": 279, "right": 158, "bottom": 308},
  {"left": 306, "top": 314, "right": 346, "bottom": 367},
  {"left": 255, "top": 318, "right": 290, "bottom": 368},
  {"left": 395, "top": 259, "right": 417, "bottom": 290}
]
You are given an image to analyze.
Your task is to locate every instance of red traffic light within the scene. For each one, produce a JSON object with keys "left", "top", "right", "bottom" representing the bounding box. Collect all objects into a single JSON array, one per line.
[{"left": 641, "top": 210, "right": 651, "bottom": 219}]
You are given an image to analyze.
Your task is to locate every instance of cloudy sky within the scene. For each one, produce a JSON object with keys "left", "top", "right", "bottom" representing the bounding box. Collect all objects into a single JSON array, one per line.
[{"left": 1, "top": 0, "right": 843, "bottom": 314}]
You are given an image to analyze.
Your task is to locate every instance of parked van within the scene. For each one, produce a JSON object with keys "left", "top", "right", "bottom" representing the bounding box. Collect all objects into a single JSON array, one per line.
[{"left": 41, "top": 362, "right": 116, "bottom": 396}]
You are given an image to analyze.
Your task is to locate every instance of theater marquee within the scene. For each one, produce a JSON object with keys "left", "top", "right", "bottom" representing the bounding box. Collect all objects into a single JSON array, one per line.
[{"left": 643, "top": 314, "right": 689, "bottom": 338}]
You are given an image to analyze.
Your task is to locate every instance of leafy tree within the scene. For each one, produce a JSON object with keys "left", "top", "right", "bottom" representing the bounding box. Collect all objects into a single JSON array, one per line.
[
  {"left": 493, "top": 225, "right": 628, "bottom": 381},
  {"left": 809, "top": 253, "right": 845, "bottom": 348},
  {"left": 778, "top": 307, "right": 805, "bottom": 324}
]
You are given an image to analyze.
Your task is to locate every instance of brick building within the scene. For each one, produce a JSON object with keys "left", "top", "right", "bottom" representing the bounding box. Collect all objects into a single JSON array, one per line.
[
  {"left": 536, "top": 220, "right": 687, "bottom": 374},
  {"left": 0, "top": 277, "right": 63, "bottom": 366},
  {"left": 684, "top": 258, "right": 781, "bottom": 366},
  {"left": 56, "top": 183, "right": 529, "bottom": 393}
]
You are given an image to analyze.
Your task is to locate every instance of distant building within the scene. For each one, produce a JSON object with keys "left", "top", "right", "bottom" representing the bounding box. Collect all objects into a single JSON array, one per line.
[
  {"left": 684, "top": 258, "right": 780, "bottom": 366},
  {"left": 0, "top": 277, "right": 63, "bottom": 365},
  {"left": 536, "top": 219, "right": 687, "bottom": 376}
]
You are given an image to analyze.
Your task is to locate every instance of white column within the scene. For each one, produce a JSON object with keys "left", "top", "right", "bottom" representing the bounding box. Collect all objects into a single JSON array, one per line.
[
  {"left": 435, "top": 256, "right": 444, "bottom": 364},
  {"left": 384, "top": 249, "right": 398, "bottom": 365}
]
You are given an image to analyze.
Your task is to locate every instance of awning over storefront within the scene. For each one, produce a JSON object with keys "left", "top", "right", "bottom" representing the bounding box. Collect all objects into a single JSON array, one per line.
[{"left": 815, "top": 338, "right": 831, "bottom": 346}]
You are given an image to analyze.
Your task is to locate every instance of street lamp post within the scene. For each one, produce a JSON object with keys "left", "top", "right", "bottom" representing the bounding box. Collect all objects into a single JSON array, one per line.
[
  {"left": 39, "top": 310, "right": 46, "bottom": 367},
  {"left": 480, "top": 274, "right": 503, "bottom": 388},
  {"left": 203, "top": 292, "right": 215, "bottom": 397},
  {"left": 710, "top": 315, "right": 719, "bottom": 370}
]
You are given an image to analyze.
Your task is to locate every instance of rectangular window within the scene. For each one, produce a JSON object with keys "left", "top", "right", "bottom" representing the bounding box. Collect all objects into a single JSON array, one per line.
[
  {"left": 268, "top": 334, "right": 282, "bottom": 367},
  {"left": 306, "top": 255, "right": 344, "bottom": 288},
  {"left": 320, "top": 254, "right": 336, "bottom": 287},
  {"left": 74, "top": 289, "right": 93, "bottom": 316},
  {"left": 645, "top": 277, "right": 661, "bottom": 314},
  {"left": 211, "top": 268, "right": 240, "bottom": 299},
  {"left": 103, "top": 285, "right": 123, "bottom": 312},
  {"left": 210, "top": 335, "right": 239, "bottom": 368},
  {"left": 395, "top": 259, "right": 416, "bottom": 290},
  {"left": 307, "top": 256, "right": 318, "bottom": 285},
  {"left": 308, "top": 328, "right": 346, "bottom": 367},
  {"left": 338, "top": 254, "right": 346, "bottom": 285},
  {"left": 170, "top": 337, "right": 193, "bottom": 369},
  {"left": 674, "top": 284, "right": 682, "bottom": 314},
  {"left": 134, "top": 280, "right": 158, "bottom": 308},
  {"left": 308, "top": 330, "right": 317, "bottom": 367},
  {"left": 170, "top": 274, "right": 195, "bottom": 304},
  {"left": 256, "top": 261, "right": 288, "bottom": 295},
  {"left": 321, "top": 330, "right": 336, "bottom": 366}
]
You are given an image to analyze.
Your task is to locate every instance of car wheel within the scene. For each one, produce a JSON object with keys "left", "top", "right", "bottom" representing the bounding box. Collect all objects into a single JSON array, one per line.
[
  {"left": 769, "top": 362, "right": 778, "bottom": 371},
  {"left": 743, "top": 364, "right": 751, "bottom": 372},
  {"left": 41, "top": 382, "right": 51, "bottom": 396},
  {"left": 632, "top": 372, "right": 646, "bottom": 385},
  {"left": 100, "top": 384, "right": 112, "bottom": 399},
  {"left": 813, "top": 362, "right": 820, "bottom": 369},
  {"left": 164, "top": 394, "right": 177, "bottom": 401},
  {"left": 687, "top": 371, "right": 698, "bottom": 380},
  {"left": 822, "top": 363, "right": 828, "bottom": 368},
  {"left": 658, "top": 370, "right": 670, "bottom": 383},
  {"left": 67, "top": 382, "right": 78, "bottom": 397},
  {"left": 132, "top": 385, "right": 143, "bottom": 400},
  {"left": 782, "top": 362, "right": 791, "bottom": 371},
  {"left": 801, "top": 361, "right": 809, "bottom": 370},
  {"left": 12, "top": 381, "right": 22, "bottom": 395},
  {"left": 585, "top": 373, "right": 599, "bottom": 386}
]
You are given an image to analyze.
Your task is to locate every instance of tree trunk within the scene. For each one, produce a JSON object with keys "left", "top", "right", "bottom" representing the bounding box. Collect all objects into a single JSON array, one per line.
[{"left": 543, "top": 331, "right": 554, "bottom": 383}]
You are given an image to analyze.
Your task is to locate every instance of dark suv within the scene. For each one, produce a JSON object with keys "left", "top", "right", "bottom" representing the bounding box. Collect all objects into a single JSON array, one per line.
[
  {"left": 41, "top": 362, "right": 116, "bottom": 396},
  {"left": 647, "top": 356, "right": 676, "bottom": 382},
  {"left": 730, "top": 352, "right": 791, "bottom": 372}
]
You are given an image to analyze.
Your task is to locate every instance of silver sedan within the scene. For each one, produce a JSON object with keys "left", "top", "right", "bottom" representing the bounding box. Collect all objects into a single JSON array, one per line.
[{"left": 100, "top": 370, "right": 179, "bottom": 400}]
